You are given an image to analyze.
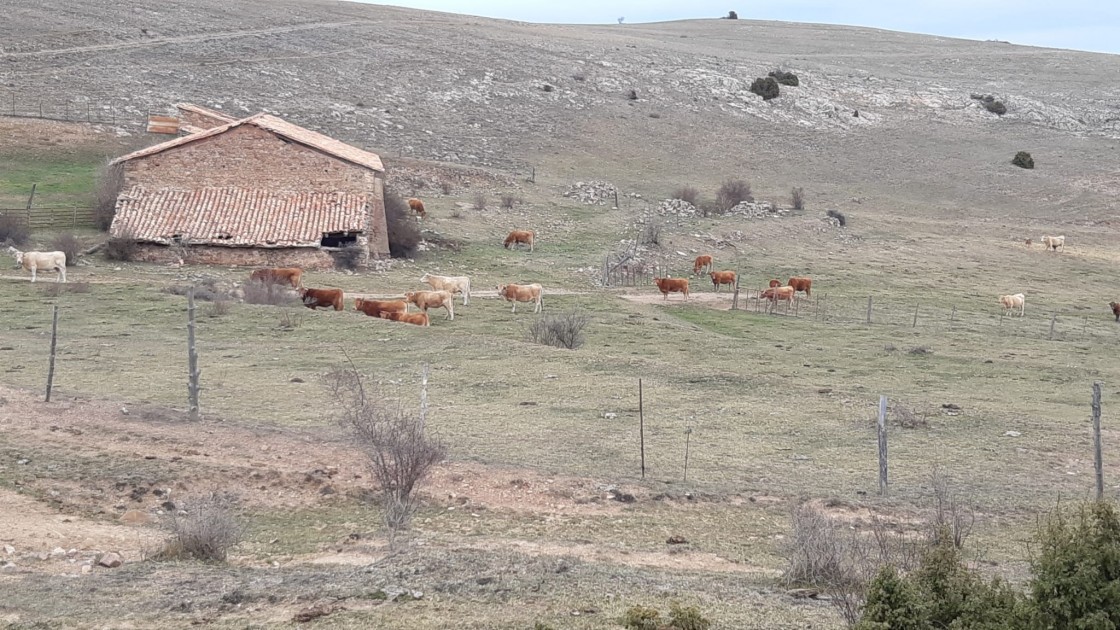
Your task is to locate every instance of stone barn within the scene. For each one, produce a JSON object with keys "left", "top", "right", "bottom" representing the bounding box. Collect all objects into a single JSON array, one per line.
[{"left": 109, "top": 112, "right": 389, "bottom": 269}]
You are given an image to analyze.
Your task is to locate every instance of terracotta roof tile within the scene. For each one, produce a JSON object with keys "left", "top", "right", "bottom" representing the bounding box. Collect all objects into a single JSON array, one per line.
[
  {"left": 112, "top": 186, "right": 369, "bottom": 248},
  {"left": 174, "top": 103, "right": 237, "bottom": 124},
  {"left": 111, "top": 113, "right": 384, "bottom": 172}
]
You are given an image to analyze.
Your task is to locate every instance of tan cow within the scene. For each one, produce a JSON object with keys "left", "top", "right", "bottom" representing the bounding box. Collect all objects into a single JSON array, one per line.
[
  {"left": 654, "top": 277, "right": 690, "bottom": 300},
  {"left": 405, "top": 290, "right": 455, "bottom": 320},
  {"left": 504, "top": 230, "right": 535, "bottom": 252},
  {"left": 380, "top": 311, "right": 430, "bottom": 326},
  {"left": 999, "top": 293, "right": 1026, "bottom": 317},
  {"left": 693, "top": 255, "right": 713, "bottom": 275},
  {"left": 761, "top": 286, "right": 795, "bottom": 306},
  {"left": 497, "top": 283, "right": 543, "bottom": 313},
  {"left": 7, "top": 247, "right": 66, "bottom": 283},
  {"left": 408, "top": 198, "right": 427, "bottom": 219},
  {"left": 420, "top": 272, "right": 471, "bottom": 305},
  {"left": 1040, "top": 235, "right": 1065, "bottom": 252},
  {"left": 709, "top": 270, "right": 736, "bottom": 293},
  {"left": 354, "top": 298, "right": 407, "bottom": 318},
  {"left": 249, "top": 267, "right": 303, "bottom": 288},
  {"left": 299, "top": 287, "right": 344, "bottom": 311}
]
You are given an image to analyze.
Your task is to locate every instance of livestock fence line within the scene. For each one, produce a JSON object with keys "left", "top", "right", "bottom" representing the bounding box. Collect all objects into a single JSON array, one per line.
[
  {"left": 2, "top": 91, "right": 147, "bottom": 130},
  {"left": 0, "top": 206, "right": 96, "bottom": 230}
]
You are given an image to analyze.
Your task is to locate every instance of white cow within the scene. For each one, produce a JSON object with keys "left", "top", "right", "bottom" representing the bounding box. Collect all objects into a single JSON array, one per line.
[
  {"left": 999, "top": 293, "right": 1026, "bottom": 317},
  {"left": 8, "top": 246, "right": 66, "bottom": 283},
  {"left": 1040, "top": 235, "right": 1065, "bottom": 252},
  {"left": 420, "top": 272, "right": 472, "bottom": 305}
]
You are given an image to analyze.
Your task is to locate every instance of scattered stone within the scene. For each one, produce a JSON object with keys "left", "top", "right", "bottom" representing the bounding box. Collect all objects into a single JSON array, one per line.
[
  {"left": 0, "top": 561, "right": 16, "bottom": 571},
  {"left": 119, "top": 509, "right": 153, "bottom": 525},
  {"left": 293, "top": 604, "right": 344, "bottom": 623},
  {"left": 4, "top": 545, "right": 14, "bottom": 555},
  {"left": 97, "top": 552, "right": 123, "bottom": 568},
  {"left": 290, "top": 377, "right": 305, "bottom": 383},
  {"left": 563, "top": 180, "right": 617, "bottom": 205},
  {"left": 80, "top": 564, "right": 92, "bottom": 575},
  {"left": 602, "top": 412, "right": 617, "bottom": 419},
  {"left": 1003, "top": 431, "right": 1022, "bottom": 437},
  {"left": 50, "top": 547, "right": 67, "bottom": 558},
  {"left": 666, "top": 535, "right": 688, "bottom": 545}
]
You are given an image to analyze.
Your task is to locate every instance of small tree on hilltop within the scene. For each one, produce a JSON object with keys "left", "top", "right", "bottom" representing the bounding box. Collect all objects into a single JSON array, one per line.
[
  {"left": 726, "top": 11, "right": 738, "bottom": 19},
  {"left": 750, "top": 76, "right": 780, "bottom": 100}
]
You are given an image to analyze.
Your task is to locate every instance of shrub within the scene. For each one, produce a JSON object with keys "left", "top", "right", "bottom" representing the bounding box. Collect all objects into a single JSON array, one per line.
[
  {"left": 242, "top": 280, "right": 299, "bottom": 307},
  {"left": 528, "top": 310, "right": 590, "bottom": 350},
  {"left": 627, "top": 89, "right": 639, "bottom": 101},
  {"left": 769, "top": 69, "right": 800, "bottom": 87},
  {"left": 639, "top": 220, "right": 663, "bottom": 246},
  {"left": 671, "top": 185, "right": 700, "bottom": 206},
  {"left": 791, "top": 187, "right": 805, "bottom": 210},
  {"left": 750, "top": 76, "right": 780, "bottom": 100},
  {"left": 103, "top": 232, "right": 139, "bottom": 262},
  {"left": 1012, "top": 151, "right": 1034, "bottom": 169},
  {"left": 890, "top": 403, "right": 927, "bottom": 429},
  {"left": 94, "top": 159, "right": 124, "bottom": 231},
  {"left": 472, "top": 192, "right": 487, "bottom": 211},
  {"left": 726, "top": 11, "right": 738, "bottom": 19},
  {"left": 1029, "top": 501, "right": 1120, "bottom": 628},
  {"left": 50, "top": 233, "right": 82, "bottom": 267},
  {"left": 983, "top": 100, "right": 1007, "bottom": 115},
  {"left": 855, "top": 566, "right": 926, "bottom": 630},
  {"left": 668, "top": 602, "right": 711, "bottom": 630},
  {"left": 621, "top": 605, "right": 662, "bottom": 630},
  {"left": 41, "top": 281, "right": 91, "bottom": 297},
  {"left": 542, "top": 84, "right": 554, "bottom": 92},
  {"left": 716, "top": 179, "right": 752, "bottom": 211},
  {"left": 158, "top": 492, "right": 243, "bottom": 562},
  {"left": 333, "top": 243, "right": 365, "bottom": 270},
  {"left": 0, "top": 214, "right": 31, "bottom": 246},
  {"left": 326, "top": 366, "right": 446, "bottom": 532},
  {"left": 827, "top": 209, "right": 847, "bottom": 226},
  {"left": 500, "top": 194, "right": 517, "bottom": 209},
  {"left": 384, "top": 189, "right": 421, "bottom": 258},
  {"left": 205, "top": 299, "right": 233, "bottom": 318}
]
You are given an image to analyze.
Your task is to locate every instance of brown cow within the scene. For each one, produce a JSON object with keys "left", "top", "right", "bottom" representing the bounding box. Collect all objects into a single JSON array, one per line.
[
  {"left": 654, "top": 277, "right": 690, "bottom": 301},
  {"left": 788, "top": 277, "right": 812, "bottom": 296},
  {"left": 693, "top": 255, "right": 713, "bottom": 275},
  {"left": 354, "top": 297, "right": 407, "bottom": 318},
  {"left": 379, "top": 311, "right": 430, "bottom": 327},
  {"left": 404, "top": 290, "right": 455, "bottom": 320},
  {"left": 709, "top": 270, "right": 736, "bottom": 293},
  {"left": 1109, "top": 301, "right": 1119, "bottom": 322},
  {"left": 299, "top": 287, "right": 343, "bottom": 311},
  {"left": 497, "top": 283, "right": 543, "bottom": 313},
  {"left": 504, "top": 230, "right": 535, "bottom": 252},
  {"left": 408, "top": 198, "right": 426, "bottom": 219},
  {"left": 250, "top": 267, "right": 303, "bottom": 288},
  {"left": 761, "top": 286, "right": 795, "bottom": 306},
  {"left": 768, "top": 279, "right": 782, "bottom": 288}
]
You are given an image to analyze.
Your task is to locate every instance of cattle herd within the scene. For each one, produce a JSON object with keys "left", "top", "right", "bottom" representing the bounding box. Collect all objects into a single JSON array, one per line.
[{"left": 4, "top": 224, "right": 1117, "bottom": 324}]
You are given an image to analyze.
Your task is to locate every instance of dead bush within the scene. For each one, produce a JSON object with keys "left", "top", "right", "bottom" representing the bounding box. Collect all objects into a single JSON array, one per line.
[
  {"left": 716, "top": 179, "right": 752, "bottom": 212},
  {"left": 49, "top": 233, "right": 82, "bottom": 266},
  {"left": 639, "top": 220, "right": 663, "bottom": 246},
  {"left": 791, "top": 187, "right": 805, "bottom": 210},
  {"left": 94, "top": 159, "right": 124, "bottom": 231},
  {"left": 103, "top": 232, "right": 139, "bottom": 262},
  {"left": 928, "top": 467, "right": 974, "bottom": 549},
  {"left": 671, "top": 186, "right": 700, "bottom": 206},
  {"left": 472, "top": 192, "right": 488, "bottom": 211},
  {"left": 205, "top": 299, "right": 233, "bottom": 318},
  {"left": 827, "top": 209, "right": 847, "bottom": 227},
  {"left": 500, "top": 194, "right": 517, "bottom": 209},
  {"left": 0, "top": 214, "right": 30, "bottom": 246},
  {"left": 332, "top": 243, "right": 365, "bottom": 270},
  {"left": 890, "top": 403, "right": 928, "bottom": 429},
  {"left": 278, "top": 309, "right": 304, "bottom": 330},
  {"left": 326, "top": 366, "right": 447, "bottom": 532},
  {"left": 156, "top": 492, "right": 243, "bottom": 562},
  {"left": 527, "top": 310, "right": 591, "bottom": 350},
  {"left": 242, "top": 280, "right": 299, "bottom": 307},
  {"left": 385, "top": 189, "right": 421, "bottom": 258}
]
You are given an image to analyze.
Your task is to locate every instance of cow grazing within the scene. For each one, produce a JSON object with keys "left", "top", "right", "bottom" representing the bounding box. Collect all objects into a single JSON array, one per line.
[
  {"left": 249, "top": 267, "right": 303, "bottom": 288},
  {"left": 497, "top": 283, "right": 543, "bottom": 313},
  {"left": 504, "top": 230, "right": 535, "bottom": 252},
  {"left": 788, "top": 277, "right": 812, "bottom": 296},
  {"left": 653, "top": 277, "right": 690, "bottom": 301},
  {"left": 405, "top": 290, "right": 455, "bottom": 320},
  {"left": 1109, "top": 301, "right": 1119, "bottom": 322},
  {"left": 693, "top": 255, "right": 713, "bottom": 275},
  {"left": 768, "top": 279, "right": 782, "bottom": 288},
  {"left": 1040, "top": 235, "right": 1065, "bottom": 252},
  {"left": 408, "top": 198, "right": 427, "bottom": 219},
  {"left": 999, "top": 293, "right": 1026, "bottom": 317},
  {"left": 420, "top": 272, "right": 471, "bottom": 305},
  {"left": 761, "top": 286, "right": 796, "bottom": 306},
  {"left": 7, "top": 247, "right": 66, "bottom": 283},
  {"left": 709, "top": 270, "right": 737, "bottom": 293},
  {"left": 354, "top": 298, "right": 407, "bottom": 318},
  {"left": 299, "top": 287, "right": 344, "bottom": 311},
  {"left": 1024, "top": 238, "right": 1032, "bottom": 247},
  {"left": 379, "top": 311, "right": 430, "bottom": 326}
]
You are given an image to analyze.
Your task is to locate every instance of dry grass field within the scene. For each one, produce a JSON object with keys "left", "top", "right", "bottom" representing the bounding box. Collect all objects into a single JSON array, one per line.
[{"left": 2, "top": 2, "right": 1120, "bottom": 628}]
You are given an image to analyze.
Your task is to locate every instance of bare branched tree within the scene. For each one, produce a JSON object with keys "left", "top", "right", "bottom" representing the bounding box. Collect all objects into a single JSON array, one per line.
[
  {"left": 326, "top": 365, "right": 446, "bottom": 532},
  {"left": 94, "top": 159, "right": 125, "bottom": 231},
  {"left": 929, "top": 467, "right": 975, "bottom": 549},
  {"left": 157, "top": 491, "right": 244, "bottom": 562}
]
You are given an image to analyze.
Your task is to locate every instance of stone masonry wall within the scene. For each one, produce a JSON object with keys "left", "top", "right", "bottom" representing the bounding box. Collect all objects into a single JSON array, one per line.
[{"left": 135, "top": 243, "right": 337, "bottom": 270}]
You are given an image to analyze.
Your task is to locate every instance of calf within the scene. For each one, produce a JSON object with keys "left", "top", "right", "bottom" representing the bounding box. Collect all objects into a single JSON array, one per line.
[
  {"left": 249, "top": 267, "right": 303, "bottom": 288},
  {"left": 497, "top": 283, "right": 543, "bottom": 313},
  {"left": 693, "top": 255, "right": 713, "bottom": 275},
  {"left": 379, "top": 311, "right": 430, "bottom": 326},
  {"left": 420, "top": 272, "right": 471, "bottom": 305},
  {"left": 405, "top": 290, "right": 455, "bottom": 320},
  {"left": 768, "top": 279, "right": 782, "bottom": 288},
  {"left": 7, "top": 246, "right": 66, "bottom": 283},
  {"left": 299, "top": 287, "right": 343, "bottom": 311},
  {"left": 709, "top": 270, "right": 737, "bottom": 293},
  {"left": 408, "top": 198, "right": 427, "bottom": 219},
  {"left": 354, "top": 298, "right": 407, "bottom": 318},
  {"left": 504, "top": 230, "right": 535, "bottom": 252},
  {"left": 653, "top": 277, "right": 690, "bottom": 301},
  {"left": 788, "top": 277, "right": 812, "bottom": 296}
]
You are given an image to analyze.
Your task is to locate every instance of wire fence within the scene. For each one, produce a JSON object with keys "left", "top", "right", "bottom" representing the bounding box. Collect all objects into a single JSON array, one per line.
[
  {"left": 2, "top": 92, "right": 147, "bottom": 130},
  {"left": 0, "top": 207, "right": 96, "bottom": 230}
]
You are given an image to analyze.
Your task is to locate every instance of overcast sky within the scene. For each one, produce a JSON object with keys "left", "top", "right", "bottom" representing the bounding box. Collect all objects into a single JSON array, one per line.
[{"left": 359, "top": 1, "right": 1119, "bottom": 55}]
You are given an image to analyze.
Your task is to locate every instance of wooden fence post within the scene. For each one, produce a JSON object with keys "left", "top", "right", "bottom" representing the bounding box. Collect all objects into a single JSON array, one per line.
[
  {"left": 419, "top": 363, "right": 429, "bottom": 430},
  {"left": 683, "top": 426, "right": 692, "bottom": 482},
  {"left": 187, "top": 288, "right": 201, "bottom": 421},
  {"left": 878, "top": 395, "right": 888, "bottom": 496},
  {"left": 45, "top": 306, "right": 59, "bottom": 402},
  {"left": 913, "top": 304, "right": 919, "bottom": 328},
  {"left": 639, "top": 379, "right": 646, "bottom": 480},
  {"left": 731, "top": 272, "right": 741, "bottom": 311},
  {"left": 26, "top": 183, "right": 36, "bottom": 212},
  {"left": 1092, "top": 381, "right": 1103, "bottom": 501},
  {"left": 866, "top": 295, "right": 873, "bottom": 325},
  {"left": 1049, "top": 313, "right": 1057, "bottom": 341}
]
